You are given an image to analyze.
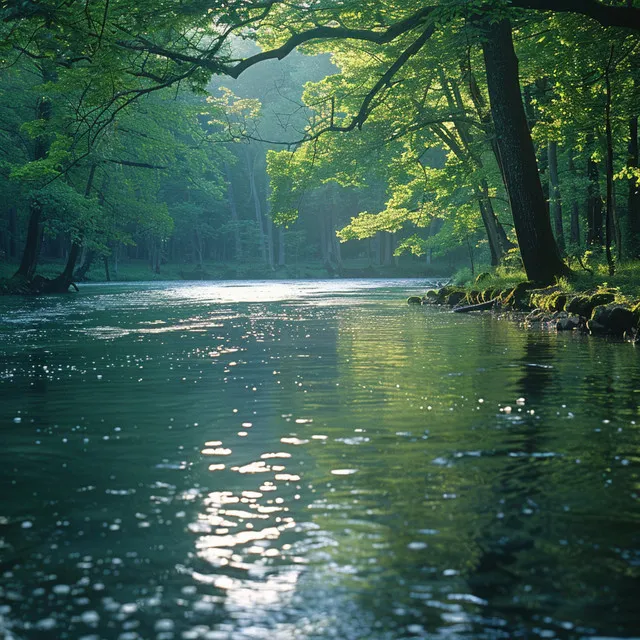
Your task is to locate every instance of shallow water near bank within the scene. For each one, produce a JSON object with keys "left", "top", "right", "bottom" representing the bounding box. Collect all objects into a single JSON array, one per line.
[{"left": 0, "top": 279, "right": 639, "bottom": 640}]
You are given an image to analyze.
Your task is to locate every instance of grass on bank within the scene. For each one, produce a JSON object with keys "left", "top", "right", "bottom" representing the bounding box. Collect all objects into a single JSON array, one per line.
[{"left": 452, "top": 260, "right": 640, "bottom": 302}]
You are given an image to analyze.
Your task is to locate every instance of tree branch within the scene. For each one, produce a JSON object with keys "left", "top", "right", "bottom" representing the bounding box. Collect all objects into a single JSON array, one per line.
[
  {"left": 116, "top": 6, "right": 437, "bottom": 77},
  {"left": 223, "top": 7, "right": 436, "bottom": 77},
  {"left": 103, "top": 159, "right": 169, "bottom": 170},
  {"left": 238, "top": 24, "right": 435, "bottom": 147},
  {"left": 508, "top": 0, "right": 640, "bottom": 31}
]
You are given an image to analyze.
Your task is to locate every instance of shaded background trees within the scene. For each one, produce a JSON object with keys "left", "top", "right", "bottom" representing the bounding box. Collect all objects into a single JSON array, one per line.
[{"left": 1, "top": 0, "right": 639, "bottom": 288}]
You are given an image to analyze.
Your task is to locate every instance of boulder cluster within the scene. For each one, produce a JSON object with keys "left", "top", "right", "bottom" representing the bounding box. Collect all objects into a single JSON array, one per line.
[{"left": 408, "top": 283, "right": 640, "bottom": 341}]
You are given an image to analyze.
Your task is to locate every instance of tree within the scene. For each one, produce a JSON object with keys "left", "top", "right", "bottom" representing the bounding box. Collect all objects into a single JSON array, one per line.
[
  {"left": 478, "top": 17, "right": 569, "bottom": 282},
  {"left": 3, "top": 0, "right": 640, "bottom": 289}
]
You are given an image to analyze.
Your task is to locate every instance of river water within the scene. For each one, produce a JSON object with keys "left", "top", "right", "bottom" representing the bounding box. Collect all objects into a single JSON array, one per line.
[{"left": 0, "top": 279, "right": 638, "bottom": 640}]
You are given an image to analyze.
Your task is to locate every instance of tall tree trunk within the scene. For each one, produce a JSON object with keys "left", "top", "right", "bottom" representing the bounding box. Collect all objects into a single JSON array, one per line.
[
  {"left": 627, "top": 115, "right": 640, "bottom": 257},
  {"left": 113, "top": 244, "right": 119, "bottom": 277},
  {"left": 330, "top": 185, "right": 343, "bottom": 270},
  {"left": 586, "top": 149, "right": 604, "bottom": 246},
  {"left": 376, "top": 232, "right": 383, "bottom": 266},
  {"left": 477, "top": 197, "right": 500, "bottom": 266},
  {"left": 548, "top": 141, "right": 565, "bottom": 254},
  {"left": 74, "top": 250, "right": 95, "bottom": 281},
  {"left": 440, "top": 71, "right": 512, "bottom": 263},
  {"left": 153, "top": 240, "right": 161, "bottom": 274},
  {"left": 49, "top": 164, "right": 98, "bottom": 291},
  {"left": 480, "top": 18, "right": 567, "bottom": 283},
  {"left": 320, "top": 219, "right": 328, "bottom": 263},
  {"left": 265, "top": 216, "right": 275, "bottom": 269},
  {"left": 224, "top": 162, "right": 242, "bottom": 261},
  {"left": 14, "top": 67, "right": 55, "bottom": 280},
  {"left": 480, "top": 178, "right": 513, "bottom": 263},
  {"left": 8, "top": 206, "right": 17, "bottom": 258},
  {"left": 278, "top": 227, "right": 286, "bottom": 266},
  {"left": 54, "top": 242, "right": 82, "bottom": 287},
  {"left": 567, "top": 155, "right": 581, "bottom": 248},
  {"left": 265, "top": 184, "right": 275, "bottom": 270},
  {"left": 14, "top": 201, "right": 43, "bottom": 279},
  {"left": 466, "top": 235, "right": 475, "bottom": 276},
  {"left": 0, "top": 221, "right": 8, "bottom": 259},
  {"left": 245, "top": 150, "right": 267, "bottom": 264},
  {"left": 463, "top": 58, "right": 510, "bottom": 222},
  {"left": 604, "top": 47, "right": 619, "bottom": 273}
]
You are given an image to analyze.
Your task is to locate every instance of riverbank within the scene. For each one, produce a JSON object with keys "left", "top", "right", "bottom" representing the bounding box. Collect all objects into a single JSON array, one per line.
[{"left": 411, "top": 264, "right": 640, "bottom": 341}]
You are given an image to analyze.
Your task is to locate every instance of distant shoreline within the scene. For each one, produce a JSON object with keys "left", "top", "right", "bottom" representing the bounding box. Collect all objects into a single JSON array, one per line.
[{"left": 1, "top": 258, "right": 453, "bottom": 294}]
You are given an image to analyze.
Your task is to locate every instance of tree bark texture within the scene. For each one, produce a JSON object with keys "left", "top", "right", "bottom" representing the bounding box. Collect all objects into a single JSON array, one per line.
[
  {"left": 480, "top": 19, "right": 567, "bottom": 283},
  {"left": 47, "top": 164, "right": 98, "bottom": 291},
  {"left": 435, "top": 72, "right": 512, "bottom": 264},
  {"left": 74, "top": 250, "right": 95, "bottom": 281},
  {"left": 245, "top": 150, "right": 268, "bottom": 264}
]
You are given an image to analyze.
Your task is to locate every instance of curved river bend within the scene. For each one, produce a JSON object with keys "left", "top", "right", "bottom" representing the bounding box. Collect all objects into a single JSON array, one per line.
[{"left": 0, "top": 280, "right": 638, "bottom": 640}]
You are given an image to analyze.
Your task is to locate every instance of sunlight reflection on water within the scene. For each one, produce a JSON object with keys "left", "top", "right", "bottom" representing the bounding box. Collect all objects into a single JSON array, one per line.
[{"left": 0, "top": 279, "right": 639, "bottom": 640}]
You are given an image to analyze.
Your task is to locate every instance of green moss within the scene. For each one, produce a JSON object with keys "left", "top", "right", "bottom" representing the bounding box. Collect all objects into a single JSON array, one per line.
[
  {"left": 465, "top": 290, "right": 481, "bottom": 304},
  {"left": 531, "top": 289, "right": 566, "bottom": 312},
  {"left": 566, "top": 295, "right": 589, "bottom": 316},
  {"left": 501, "top": 281, "right": 536, "bottom": 310}
]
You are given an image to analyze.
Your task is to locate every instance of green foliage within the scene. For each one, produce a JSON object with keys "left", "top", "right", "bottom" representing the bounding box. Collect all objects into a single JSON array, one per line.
[
  {"left": 9, "top": 135, "right": 72, "bottom": 183},
  {"left": 2, "top": 0, "right": 640, "bottom": 283}
]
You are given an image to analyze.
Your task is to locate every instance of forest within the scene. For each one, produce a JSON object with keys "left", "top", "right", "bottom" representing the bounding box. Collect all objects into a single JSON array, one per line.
[
  {"left": 2, "top": 4, "right": 640, "bottom": 638},
  {"left": 0, "top": 0, "right": 639, "bottom": 292}
]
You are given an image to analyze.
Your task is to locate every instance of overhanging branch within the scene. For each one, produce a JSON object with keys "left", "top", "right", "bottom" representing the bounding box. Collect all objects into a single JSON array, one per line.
[
  {"left": 222, "top": 6, "right": 437, "bottom": 77},
  {"left": 231, "top": 24, "right": 436, "bottom": 148},
  {"left": 508, "top": 0, "right": 640, "bottom": 31}
]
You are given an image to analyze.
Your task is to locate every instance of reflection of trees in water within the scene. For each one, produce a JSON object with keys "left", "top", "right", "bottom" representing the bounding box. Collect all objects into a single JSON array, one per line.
[
  {"left": 322, "top": 318, "right": 639, "bottom": 638},
  {"left": 467, "top": 332, "right": 554, "bottom": 633},
  {"left": 581, "top": 336, "right": 640, "bottom": 418},
  {"left": 467, "top": 332, "right": 640, "bottom": 637},
  {"left": 305, "top": 311, "right": 527, "bottom": 634}
]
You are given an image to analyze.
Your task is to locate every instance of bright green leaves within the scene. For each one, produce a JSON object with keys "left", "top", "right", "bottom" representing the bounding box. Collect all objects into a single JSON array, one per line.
[
  {"left": 10, "top": 135, "right": 72, "bottom": 184},
  {"left": 338, "top": 207, "right": 420, "bottom": 241}
]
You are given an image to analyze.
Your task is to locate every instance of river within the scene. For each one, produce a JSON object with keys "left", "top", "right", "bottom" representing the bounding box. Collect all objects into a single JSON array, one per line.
[{"left": 0, "top": 279, "right": 638, "bottom": 640}]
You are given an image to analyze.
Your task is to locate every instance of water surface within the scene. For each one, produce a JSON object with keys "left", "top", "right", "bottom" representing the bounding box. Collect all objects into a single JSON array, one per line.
[{"left": 1, "top": 279, "right": 639, "bottom": 639}]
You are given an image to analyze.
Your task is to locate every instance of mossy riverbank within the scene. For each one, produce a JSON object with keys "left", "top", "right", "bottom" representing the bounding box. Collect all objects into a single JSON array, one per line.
[{"left": 409, "top": 276, "right": 640, "bottom": 342}]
